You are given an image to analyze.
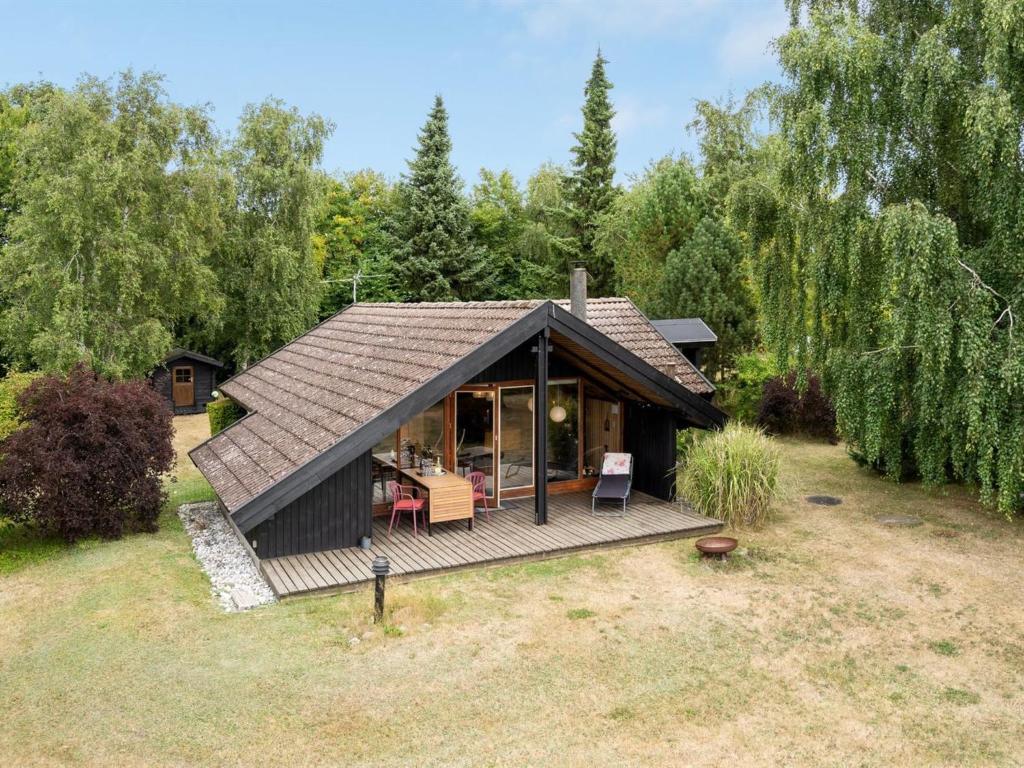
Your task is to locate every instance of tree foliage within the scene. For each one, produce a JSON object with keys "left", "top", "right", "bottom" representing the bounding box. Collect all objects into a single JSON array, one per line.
[
  {"left": 469, "top": 168, "right": 558, "bottom": 299},
  {"left": 317, "top": 169, "right": 401, "bottom": 316},
  {"left": 746, "top": 1, "right": 1024, "bottom": 512},
  {"left": 567, "top": 51, "right": 619, "bottom": 295},
  {"left": 213, "top": 98, "right": 331, "bottom": 368},
  {"left": 0, "top": 72, "right": 226, "bottom": 379},
  {"left": 0, "top": 371, "right": 40, "bottom": 442},
  {"left": 394, "top": 96, "right": 489, "bottom": 301},
  {"left": 596, "top": 156, "right": 755, "bottom": 379},
  {"left": 662, "top": 216, "right": 756, "bottom": 379},
  {"left": 0, "top": 364, "right": 173, "bottom": 541}
]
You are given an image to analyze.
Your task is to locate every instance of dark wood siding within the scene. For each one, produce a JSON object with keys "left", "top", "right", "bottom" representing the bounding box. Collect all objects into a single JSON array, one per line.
[
  {"left": 468, "top": 340, "right": 577, "bottom": 383},
  {"left": 246, "top": 451, "right": 373, "bottom": 558},
  {"left": 623, "top": 401, "right": 680, "bottom": 501},
  {"left": 152, "top": 356, "right": 220, "bottom": 415}
]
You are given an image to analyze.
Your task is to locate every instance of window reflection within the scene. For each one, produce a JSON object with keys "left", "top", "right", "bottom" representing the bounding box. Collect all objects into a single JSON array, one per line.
[{"left": 547, "top": 380, "right": 579, "bottom": 482}]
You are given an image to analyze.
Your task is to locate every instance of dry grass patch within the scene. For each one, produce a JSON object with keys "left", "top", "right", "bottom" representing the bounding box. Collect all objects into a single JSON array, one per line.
[{"left": 1, "top": 437, "right": 1023, "bottom": 766}]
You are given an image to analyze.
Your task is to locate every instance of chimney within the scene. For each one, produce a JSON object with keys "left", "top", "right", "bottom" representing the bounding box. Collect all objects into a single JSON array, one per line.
[{"left": 569, "top": 265, "right": 588, "bottom": 322}]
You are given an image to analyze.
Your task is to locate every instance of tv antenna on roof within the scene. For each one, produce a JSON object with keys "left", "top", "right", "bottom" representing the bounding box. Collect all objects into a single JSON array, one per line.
[{"left": 321, "top": 269, "right": 387, "bottom": 303}]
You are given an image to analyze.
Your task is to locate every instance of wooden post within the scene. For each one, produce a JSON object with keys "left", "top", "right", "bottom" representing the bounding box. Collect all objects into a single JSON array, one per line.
[{"left": 533, "top": 328, "right": 549, "bottom": 525}]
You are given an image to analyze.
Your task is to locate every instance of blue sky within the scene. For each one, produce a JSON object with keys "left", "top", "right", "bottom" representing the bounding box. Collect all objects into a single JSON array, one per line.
[{"left": 0, "top": 0, "right": 786, "bottom": 186}]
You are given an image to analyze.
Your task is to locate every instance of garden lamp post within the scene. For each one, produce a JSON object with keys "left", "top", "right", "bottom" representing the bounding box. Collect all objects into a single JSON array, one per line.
[{"left": 371, "top": 556, "right": 390, "bottom": 623}]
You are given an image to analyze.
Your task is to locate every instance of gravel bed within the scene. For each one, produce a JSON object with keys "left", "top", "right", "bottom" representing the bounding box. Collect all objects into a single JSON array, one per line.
[{"left": 178, "top": 502, "right": 276, "bottom": 612}]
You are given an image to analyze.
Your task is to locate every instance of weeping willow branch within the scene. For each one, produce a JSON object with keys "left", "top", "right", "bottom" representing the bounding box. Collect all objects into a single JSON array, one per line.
[
  {"left": 956, "top": 257, "right": 1016, "bottom": 337},
  {"left": 860, "top": 344, "right": 919, "bottom": 356}
]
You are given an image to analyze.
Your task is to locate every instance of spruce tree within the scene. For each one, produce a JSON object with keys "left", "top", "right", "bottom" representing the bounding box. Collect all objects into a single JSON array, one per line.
[
  {"left": 567, "top": 51, "right": 618, "bottom": 295},
  {"left": 394, "top": 96, "right": 488, "bottom": 301}
]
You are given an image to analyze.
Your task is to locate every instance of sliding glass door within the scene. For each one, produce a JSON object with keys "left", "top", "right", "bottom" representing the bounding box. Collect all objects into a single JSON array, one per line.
[
  {"left": 499, "top": 386, "right": 534, "bottom": 492},
  {"left": 455, "top": 390, "right": 495, "bottom": 498}
]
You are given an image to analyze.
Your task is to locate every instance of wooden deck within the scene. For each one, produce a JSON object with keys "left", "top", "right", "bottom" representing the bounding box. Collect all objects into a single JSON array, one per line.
[{"left": 259, "top": 491, "right": 721, "bottom": 597}]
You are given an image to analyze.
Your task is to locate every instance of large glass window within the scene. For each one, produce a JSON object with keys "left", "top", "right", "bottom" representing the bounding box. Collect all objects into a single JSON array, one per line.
[
  {"left": 546, "top": 380, "right": 579, "bottom": 482},
  {"left": 399, "top": 399, "right": 445, "bottom": 468},
  {"left": 500, "top": 386, "right": 534, "bottom": 489},
  {"left": 456, "top": 390, "right": 495, "bottom": 495},
  {"left": 371, "top": 433, "right": 398, "bottom": 504}
]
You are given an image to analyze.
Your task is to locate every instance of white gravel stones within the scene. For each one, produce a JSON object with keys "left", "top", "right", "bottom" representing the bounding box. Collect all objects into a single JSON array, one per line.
[{"left": 178, "top": 502, "right": 276, "bottom": 612}]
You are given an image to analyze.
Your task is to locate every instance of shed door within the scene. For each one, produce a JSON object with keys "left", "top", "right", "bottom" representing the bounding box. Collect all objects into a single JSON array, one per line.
[{"left": 172, "top": 366, "right": 195, "bottom": 407}]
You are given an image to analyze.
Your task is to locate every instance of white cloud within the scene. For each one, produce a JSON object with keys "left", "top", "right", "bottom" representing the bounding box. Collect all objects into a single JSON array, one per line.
[
  {"left": 494, "top": 0, "right": 722, "bottom": 40},
  {"left": 716, "top": 7, "right": 788, "bottom": 74},
  {"left": 611, "top": 98, "right": 670, "bottom": 136}
]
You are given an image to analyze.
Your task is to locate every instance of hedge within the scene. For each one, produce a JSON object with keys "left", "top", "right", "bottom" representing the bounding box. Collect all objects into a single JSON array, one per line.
[
  {"left": 0, "top": 372, "right": 42, "bottom": 442},
  {"left": 207, "top": 398, "right": 243, "bottom": 435}
]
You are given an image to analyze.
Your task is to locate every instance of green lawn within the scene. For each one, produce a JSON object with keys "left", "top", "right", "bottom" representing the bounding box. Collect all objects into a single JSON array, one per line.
[{"left": 1, "top": 436, "right": 1022, "bottom": 766}]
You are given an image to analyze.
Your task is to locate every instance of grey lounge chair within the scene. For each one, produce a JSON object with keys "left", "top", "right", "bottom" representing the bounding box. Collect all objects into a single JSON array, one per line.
[{"left": 592, "top": 452, "right": 632, "bottom": 516}]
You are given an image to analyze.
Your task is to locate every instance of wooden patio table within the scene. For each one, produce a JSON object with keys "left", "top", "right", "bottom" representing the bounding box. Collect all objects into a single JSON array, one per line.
[{"left": 398, "top": 467, "right": 475, "bottom": 534}]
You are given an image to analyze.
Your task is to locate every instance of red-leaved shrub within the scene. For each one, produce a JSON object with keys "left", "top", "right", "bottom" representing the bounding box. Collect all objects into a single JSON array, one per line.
[
  {"left": 0, "top": 364, "right": 174, "bottom": 541},
  {"left": 757, "top": 371, "right": 837, "bottom": 439}
]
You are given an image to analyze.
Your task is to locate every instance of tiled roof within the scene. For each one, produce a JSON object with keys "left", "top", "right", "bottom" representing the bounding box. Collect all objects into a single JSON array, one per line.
[
  {"left": 191, "top": 298, "right": 712, "bottom": 516},
  {"left": 555, "top": 298, "right": 713, "bottom": 395}
]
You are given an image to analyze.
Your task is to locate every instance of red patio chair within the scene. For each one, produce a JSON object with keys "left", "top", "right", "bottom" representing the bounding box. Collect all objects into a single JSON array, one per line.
[
  {"left": 467, "top": 471, "right": 490, "bottom": 522},
  {"left": 386, "top": 479, "right": 426, "bottom": 538}
]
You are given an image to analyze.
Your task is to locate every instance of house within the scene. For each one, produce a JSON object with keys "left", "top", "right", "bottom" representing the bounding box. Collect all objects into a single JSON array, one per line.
[
  {"left": 190, "top": 270, "right": 726, "bottom": 595},
  {"left": 152, "top": 348, "right": 223, "bottom": 415},
  {"left": 649, "top": 318, "right": 717, "bottom": 372}
]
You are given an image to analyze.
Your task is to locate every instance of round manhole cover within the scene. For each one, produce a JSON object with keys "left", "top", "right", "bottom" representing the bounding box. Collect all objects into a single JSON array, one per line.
[
  {"left": 877, "top": 514, "right": 922, "bottom": 527},
  {"left": 806, "top": 495, "right": 843, "bottom": 506}
]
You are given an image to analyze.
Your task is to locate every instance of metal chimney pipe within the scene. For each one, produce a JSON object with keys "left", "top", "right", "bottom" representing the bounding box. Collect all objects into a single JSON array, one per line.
[{"left": 569, "top": 265, "right": 588, "bottom": 322}]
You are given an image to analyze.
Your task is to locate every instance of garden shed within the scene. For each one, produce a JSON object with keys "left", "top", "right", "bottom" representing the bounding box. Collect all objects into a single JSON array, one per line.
[{"left": 152, "top": 348, "right": 223, "bottom": 415}]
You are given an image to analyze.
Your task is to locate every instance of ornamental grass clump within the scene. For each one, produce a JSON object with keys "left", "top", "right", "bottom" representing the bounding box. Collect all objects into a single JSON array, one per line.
[{"left": 680, "top": 424, "right": 781, "bottom": 529}]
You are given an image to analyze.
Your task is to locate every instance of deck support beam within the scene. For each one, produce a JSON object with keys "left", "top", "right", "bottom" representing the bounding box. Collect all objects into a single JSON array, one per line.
[{"left": 533, "top": 328, "right": 549, "bottom": 525}]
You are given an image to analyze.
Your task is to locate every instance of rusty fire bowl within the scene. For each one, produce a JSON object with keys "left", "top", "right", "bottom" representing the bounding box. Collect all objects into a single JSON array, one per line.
[{"left": 695, "top": 536, "right": 739, "bottom": 560}]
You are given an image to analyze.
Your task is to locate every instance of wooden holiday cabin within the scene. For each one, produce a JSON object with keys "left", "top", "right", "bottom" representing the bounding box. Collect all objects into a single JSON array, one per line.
[
  {"left": 152, "top": 348, "right": 223, "bottom": 415},
  {"left": 190, "top": 270, "right": 726, "bottom": 595}
]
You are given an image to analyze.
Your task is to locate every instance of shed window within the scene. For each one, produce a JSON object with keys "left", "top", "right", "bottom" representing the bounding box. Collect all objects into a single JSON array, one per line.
[{"left": 174, "top": 368, "right": 193, "bottom": 384}]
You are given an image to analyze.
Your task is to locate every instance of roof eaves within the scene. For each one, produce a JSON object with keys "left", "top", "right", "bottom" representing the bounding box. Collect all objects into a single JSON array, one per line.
[{"left": 548, "top": 303, "right": 725, "bottom": 428}]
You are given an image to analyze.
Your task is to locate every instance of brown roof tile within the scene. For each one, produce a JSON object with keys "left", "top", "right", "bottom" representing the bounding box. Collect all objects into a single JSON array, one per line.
[{"left": 191, "top": 298, "right": 713, "bottom": 514}]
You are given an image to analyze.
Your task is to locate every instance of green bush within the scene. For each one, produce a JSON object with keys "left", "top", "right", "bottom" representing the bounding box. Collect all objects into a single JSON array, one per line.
[
  {"left": 679, "top": 423, "right": 781, "bottom": 529},
  {"left": 207, "top": 398, "right": 243, "bottom": 435},
  {"left": 0, "top": 372, "right": 42, "bottom": 442},
  {"left": 715, "top": 352, "right": 776, "bottom": 423}
]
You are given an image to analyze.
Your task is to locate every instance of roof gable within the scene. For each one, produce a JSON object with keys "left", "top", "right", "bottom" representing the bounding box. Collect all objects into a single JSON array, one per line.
[
  {"left": 163, "top": 348, "right": 224, "bottom": 368},
  {"left": 191, "top": 299, "right": 723, "bottom": 532}
]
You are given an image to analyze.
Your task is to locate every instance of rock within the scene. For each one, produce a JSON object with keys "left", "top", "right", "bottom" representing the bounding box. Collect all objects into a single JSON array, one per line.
[
  {"left": 348, "top": 637, "right": 361, "bottom": 646},
  {"left": 231, "top": 587, "right": 261, "bottom": 611},
  {"left": 178, "top": 502, "right": 277, "bottom": 613}
]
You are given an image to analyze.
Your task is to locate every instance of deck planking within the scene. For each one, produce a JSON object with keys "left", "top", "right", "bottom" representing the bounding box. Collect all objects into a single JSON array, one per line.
[{"left": 261, "top": 491, "right": 721, "bottom": 597}]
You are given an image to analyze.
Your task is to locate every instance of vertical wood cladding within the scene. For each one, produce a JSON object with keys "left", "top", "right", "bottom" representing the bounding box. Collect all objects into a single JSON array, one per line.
[
  {"left": 468, "top": 340, "right": 577, "bottom": 383},
  {"left": 623, "top": 401, "right": 680, "bottom": 501},
  {"left": 247, "top": 451, "right": 373, "bottom": 558}
]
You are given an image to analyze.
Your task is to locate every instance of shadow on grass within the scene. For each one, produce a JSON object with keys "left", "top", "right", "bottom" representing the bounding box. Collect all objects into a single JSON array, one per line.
[
  {"left": 0, "top": 475, "right": 215, "bottom": 576},
  {"left": 0, "top": 519, "right": 67, "bottom": 575}
]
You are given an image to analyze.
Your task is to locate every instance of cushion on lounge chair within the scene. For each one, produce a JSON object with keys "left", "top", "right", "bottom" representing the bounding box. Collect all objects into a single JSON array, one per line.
[
  {"left": 593, "top": 473, "right": 631, "bottom": 500},
  {"left": 601, "top": 452, "right": 632, "bottom": 475}
]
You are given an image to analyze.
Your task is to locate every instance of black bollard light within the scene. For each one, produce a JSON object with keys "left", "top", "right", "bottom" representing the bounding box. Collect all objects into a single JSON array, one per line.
[{"left": 371, "top": 555, "right": 390, "bottom": 623}]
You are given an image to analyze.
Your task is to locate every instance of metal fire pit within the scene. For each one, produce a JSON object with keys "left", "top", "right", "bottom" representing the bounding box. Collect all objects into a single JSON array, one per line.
[{"left": 695, "top": 536, "right": 738, "bottom": 561}]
